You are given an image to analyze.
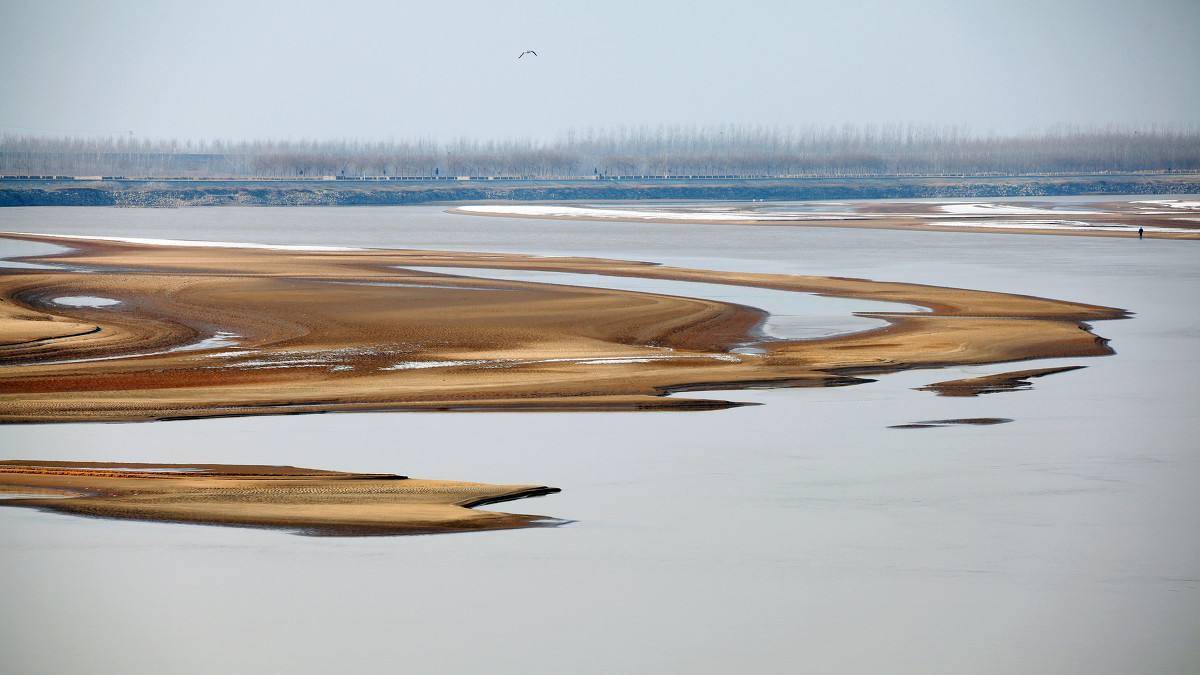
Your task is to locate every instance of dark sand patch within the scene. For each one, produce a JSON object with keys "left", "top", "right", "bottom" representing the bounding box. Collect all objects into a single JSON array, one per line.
[{"left": 889, "top": 418, "right": 1014, "bottom": 429}]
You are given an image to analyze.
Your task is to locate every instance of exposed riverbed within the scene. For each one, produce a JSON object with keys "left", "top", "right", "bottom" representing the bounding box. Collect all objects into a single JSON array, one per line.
[{"left": 1, "top": 200, "right": 1197, "bottom": 674}]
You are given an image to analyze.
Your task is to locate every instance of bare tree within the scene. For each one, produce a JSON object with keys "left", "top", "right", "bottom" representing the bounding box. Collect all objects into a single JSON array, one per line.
[{"left": 1, "top": 125, "right": 1197, "bottom": 178}]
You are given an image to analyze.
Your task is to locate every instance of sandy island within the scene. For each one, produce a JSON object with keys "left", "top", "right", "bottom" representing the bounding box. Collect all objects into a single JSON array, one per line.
[
  {"left": 0, "top": 232, "right": 1125, "bottom": 422},
  {"left": 450, "top": 199, "right": 1200, "bottom": 239},
  {"left": 0, "top": 460, "right": 562, "bottom": 535}
]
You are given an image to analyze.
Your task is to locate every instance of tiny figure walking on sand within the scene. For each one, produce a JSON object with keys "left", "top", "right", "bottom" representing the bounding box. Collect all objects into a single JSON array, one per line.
[{"left": 1139, "top": 227, "right": 1144, "bottom": 239}]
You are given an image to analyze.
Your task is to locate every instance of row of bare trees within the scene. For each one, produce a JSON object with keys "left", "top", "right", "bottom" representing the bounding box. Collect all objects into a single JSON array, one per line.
[{"left": 2, "top": 125, "right": 1197, "bottom": 178}]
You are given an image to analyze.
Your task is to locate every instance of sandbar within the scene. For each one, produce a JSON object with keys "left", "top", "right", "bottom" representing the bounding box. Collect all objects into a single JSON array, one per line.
[
  {"left": 918, "top": 365, "right": 1087, "bottom": 397},
  {"left": 0, "top": 232, "right": 1125, "bottom": 422},
  {"left": 450, "top": 200, "right": 1200, "bottom": 239},
  {"left": 0, "top": 460, "right": 562, "bottom": 535}
]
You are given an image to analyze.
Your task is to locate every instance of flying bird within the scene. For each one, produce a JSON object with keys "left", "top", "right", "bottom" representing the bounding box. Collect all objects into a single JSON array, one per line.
[{"left": 518, "top": 50, "right": 538, "bottom": 59}]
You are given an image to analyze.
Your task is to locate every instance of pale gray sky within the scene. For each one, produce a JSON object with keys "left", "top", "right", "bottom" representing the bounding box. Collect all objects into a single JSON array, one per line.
[{"left": 2, "top": 0, "right": 1198, "bottom": 141}]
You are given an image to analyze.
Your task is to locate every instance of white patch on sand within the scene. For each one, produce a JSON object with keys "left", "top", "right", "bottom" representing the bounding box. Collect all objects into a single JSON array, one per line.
[
  {"left": 381, "top": 359, "right": 491, "bottom": 371},
  {"left": 6, "top": 232, "right": 364, "bottom": 252},
  {"left": 935, "top": 220, "right": 1194, "bottom": 233},
  {"left": 13, "top": 331, "right": 248, "bottom": 368},
  {"left": 936, "top": 203, "right": 1103, "bottom": 216},
  {"left": 168, "top": 331, "right": 240, "bottom": 353},
  {"left": 52, "top": 296, "right": 120, "bottom": 307},
  {"left": 1131, "top": 200, "right": 1200, "bottom": 210},
  {"left": 731, "top": 346, "right": 767, "bottom": 355}
]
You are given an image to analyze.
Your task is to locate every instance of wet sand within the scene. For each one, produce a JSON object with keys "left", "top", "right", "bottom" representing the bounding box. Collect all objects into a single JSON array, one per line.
[
  {"left": 0, "top": 232, "right": 1124, "bottom": 422},
  {"left": 0, "top": 460, "right": 561, "bottom": 535}
]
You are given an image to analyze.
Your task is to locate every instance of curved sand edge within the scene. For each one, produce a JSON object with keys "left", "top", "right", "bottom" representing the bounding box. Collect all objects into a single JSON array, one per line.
[{"left": 0, "top": 232, "right": 1125, "bottom": 422}]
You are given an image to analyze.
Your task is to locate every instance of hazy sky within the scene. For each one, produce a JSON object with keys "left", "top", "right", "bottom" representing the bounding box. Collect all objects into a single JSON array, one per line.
[{"left": 2, "top": 0, "right": 1198, "bottom": 141}]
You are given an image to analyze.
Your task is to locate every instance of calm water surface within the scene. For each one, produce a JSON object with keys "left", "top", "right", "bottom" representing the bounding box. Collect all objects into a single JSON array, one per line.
[{"left": 1, "top": 201, "right": 1198, "bottom": 674}]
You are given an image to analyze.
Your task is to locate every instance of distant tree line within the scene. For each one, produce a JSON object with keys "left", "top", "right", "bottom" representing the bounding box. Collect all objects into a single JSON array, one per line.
[{"left": 2, "top": 125, "right": 1198, "bottom": 178}]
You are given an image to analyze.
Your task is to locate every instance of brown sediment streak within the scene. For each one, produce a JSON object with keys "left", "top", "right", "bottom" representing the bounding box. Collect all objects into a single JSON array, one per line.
[
  {"left": 918, "top": 365, "right": 1087, "bottom": 397},
  {"left": 0, "top": 232, "right": 1126, "bottom": 422},
  {"left": 0, "top": 460, "right": 562, "bottom": 535}
]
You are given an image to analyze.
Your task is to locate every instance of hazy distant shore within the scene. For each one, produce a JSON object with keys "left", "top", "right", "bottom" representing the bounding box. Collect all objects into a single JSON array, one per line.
[
  {"left": 452, "top": 198, "right": 1200, "bottom": 239},
  {"left": 2, "top": 173, "right": 1199, "bottom": 207}
]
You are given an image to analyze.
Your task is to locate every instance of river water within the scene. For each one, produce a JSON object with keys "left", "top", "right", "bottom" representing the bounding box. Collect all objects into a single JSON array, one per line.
[{"left": 1, "top": 199, "right": 1198, "bottom": 674}]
